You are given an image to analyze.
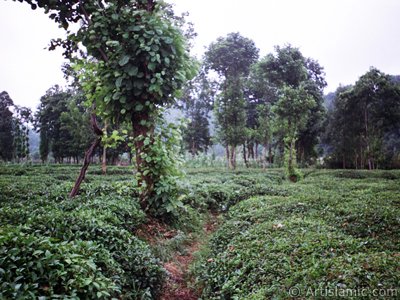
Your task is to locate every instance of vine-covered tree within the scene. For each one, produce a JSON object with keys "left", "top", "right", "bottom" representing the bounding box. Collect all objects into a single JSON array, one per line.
[
  {"left": 204, "top": 32, "right": 259, "bottom": 169},
  {"left": 17, "top": 0, "right": 197, "bottom": 214}
]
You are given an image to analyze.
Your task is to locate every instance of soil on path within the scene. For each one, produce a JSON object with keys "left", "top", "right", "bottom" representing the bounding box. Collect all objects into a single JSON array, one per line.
[{"left": 160, "top": 214, "right": 219, "bottom": 300}]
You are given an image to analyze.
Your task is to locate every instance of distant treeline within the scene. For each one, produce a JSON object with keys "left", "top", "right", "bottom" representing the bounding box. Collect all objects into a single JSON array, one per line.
[{"left": 1, "top": 39, "right": 399, "bottom": 169}]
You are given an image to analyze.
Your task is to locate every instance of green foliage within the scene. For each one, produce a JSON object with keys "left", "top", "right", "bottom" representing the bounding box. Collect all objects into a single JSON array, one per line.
[
  {"left": 0, "top": 165, "right": 164, "bottom": 299},
  {"left": 248, "top": 45, "right": 326, "bottom": 168},
  {"left": 194, "top": 170, "right": 400, "bottom": 299},
  {"left": 324, "top": 68, "right": 400, "bottom": 169},
  {"left": 19, "top": 0, "right": 197, "bottom": 214},
  {"left": 35, "top": 86, "right": 92, "bottom": 163},
  {"left": 74, "top": 1, "right": 197, "bottom": 123},
  {"left": 136, "top": 114, "right": 186, "bottom": 218},
  {"left": 183, "top": 169, "right": 285, "bottom": 212},
  {"left": 0, "top": 91, "right": 15, "bottom": 161},
  {"left": 0, "top": 229, "right": 120, "bottom": 299},
  {"left": 204, "top": 32, "right": 259, "bottom": 78},
  {"left": 274, "top": 85, "right": 316, "bottom": 179},
  {"left": 180, "top": 71, "right": 215, "bottom": 156},
  {"left": 0, "top": 91, "right": 32, "bottom": 162},
  {"left": 205, "top": 32, "right": 259, "bottom": 168}
]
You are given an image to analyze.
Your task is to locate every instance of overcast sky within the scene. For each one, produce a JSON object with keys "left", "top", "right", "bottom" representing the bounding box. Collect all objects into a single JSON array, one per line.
[{"left": 1, "top": 0, "right": 399, "bottom": 110}]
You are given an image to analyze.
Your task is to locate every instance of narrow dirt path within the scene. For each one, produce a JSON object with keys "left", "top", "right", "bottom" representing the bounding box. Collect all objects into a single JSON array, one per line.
[{"left": 160, "top": 214, "right": 219, "bottom": 300}]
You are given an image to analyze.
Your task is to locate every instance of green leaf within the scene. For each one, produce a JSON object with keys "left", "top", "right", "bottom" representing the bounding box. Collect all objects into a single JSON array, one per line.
[
  {"left": 129, "top": 25, "right": 142, "bottom": 31},
  {"left": 148, "top": 62, "right": 156, "bottom": 71},
  {"left": 120, "top": 109, "right": 126, "bottom": 114},
  {"left": 116, "top": 77, "right": 123, "bottom": 88},
  {"left": 135, "top": 104, "right": 144, "bottom": 112},
  {"left": 127, "top": 66, "right": 139, "bottom": 76},
  {"left": 119, "top": 55, "right": 130, "bottom": 66}
]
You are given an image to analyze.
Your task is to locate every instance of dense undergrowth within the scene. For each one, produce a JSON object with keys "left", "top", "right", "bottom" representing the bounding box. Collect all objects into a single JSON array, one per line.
[
  {"left": 1, "top": 165, "right": 399, "bottom": 299},
  {"left": 192, "top": 169, "right": 400, "bottom": 299}
]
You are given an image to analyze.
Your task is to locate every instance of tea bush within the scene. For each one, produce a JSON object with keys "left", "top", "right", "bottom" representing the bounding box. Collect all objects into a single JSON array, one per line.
[
  {"left": 0, "top": 228, "right": 120, "bottom": 299},
  {"left": 194, "top": 170, "right": 400, "bottom": 299},
  {"left": 0, "top": 165, "right": 163, "bottom": 299}
]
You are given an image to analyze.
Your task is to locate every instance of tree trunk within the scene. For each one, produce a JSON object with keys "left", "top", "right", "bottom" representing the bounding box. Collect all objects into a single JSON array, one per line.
[
  {"left": 364, "top": 102, "right": 373, "bottom": 170},
  {"left": 70, "top": 113, "right": 103, "bottom": 198},
  {"left": 132, "top": 112, "right": 154, "bottom": 210},
  {"left": 102, "top": 122, "right": 108, "bottom": 175},
  {"left": 288, "top": 140, "right": 294, "bottom": 172},
  {"left": 255, "top": 142, "right": 259, "bottom": 161},
  {"left": 354, "top": 152, "right": 358, "bottom": 170},
  {"left": 102, "top": 146, "right": 107, "bottom": 175},
  {"left": 230, "top": 145, "right": 236, "bottom": 170},
  {"left": 268, "top": 145, "right": 273, "bottom": 164},
  {"left": 69, "top": 138, "right": 101, "bottom": 197},
  {"left": 243, "top": 144, "right": 249, "bottom": 168},
  {"left": 226, "top": 145, "right": 230, "bottom": 169},
  {"left": 262, "top": 144, "right": 268, "bottom": 169},
  {"left": 248, "top": 142, "right": 254, "bottom": 160},
  {"left": 191, "top": 139, "right": 195, "bottom": 158}
]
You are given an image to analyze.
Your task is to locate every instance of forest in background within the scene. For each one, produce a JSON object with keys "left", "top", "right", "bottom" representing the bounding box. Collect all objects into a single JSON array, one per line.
[{"left": 1, "top": 39, "right": 400, "bottom": 170}]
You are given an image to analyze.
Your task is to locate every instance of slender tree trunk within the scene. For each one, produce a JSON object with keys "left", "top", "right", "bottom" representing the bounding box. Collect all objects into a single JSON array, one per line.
[
  {"left": 364, "top": 103, "right": 373, "bottom": 170},
  {"left": 248, "top": 142, "right": 254, "bottom": 160},
  {"left": 191, "top": 139, "right": 196, "bottom": 158},
  {"left": 243, "top": 144, "right": 249, "bottom": 168},
  {"left": 262, "top": 144, "right": 268, "bottom": 170},
  {"left": 70, "top": 113, "right": 103, "bottom": 198},
  {"left": 269, "top": 145, "right": 273, "bottom": 164},
  {"left": 354, "top": 152, "right": 358, "bottom": 170},
  {"left": 226, "top": 145, "right": 230, "bottom": 169},
  {"left": 230, "top": 145, "right": 236, "bottom": 170},
  {"left": 288, "top": 140, "right": 294, "bottom": 172},
  {"left": 102, "top": 146, "right": 107, "bottom": 175},
  {"left": 69, "top": 138, "right": 101, "bottom": 197},
  {"left": 255, "top": 142, "right": 259, "bottom": 161},
  {"left": 102, "top": 122, "right": 108, "bottom": 175}
]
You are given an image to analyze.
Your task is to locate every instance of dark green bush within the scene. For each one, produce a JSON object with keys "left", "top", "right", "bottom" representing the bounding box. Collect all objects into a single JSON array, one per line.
[
  {"left": 21, "top": 207, "right": 164, "bottom": 298},
  {"left": 0, "top": 228, "right": 120, "bottom": 299}
]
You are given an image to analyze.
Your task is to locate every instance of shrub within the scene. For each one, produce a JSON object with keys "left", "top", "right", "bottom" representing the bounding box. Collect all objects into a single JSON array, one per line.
[
  {"left": 194, "top": 170, "right": 400, "bottom": 299},
  {"left": 0, "top": 228, "right": 120, "bottom": 299}
]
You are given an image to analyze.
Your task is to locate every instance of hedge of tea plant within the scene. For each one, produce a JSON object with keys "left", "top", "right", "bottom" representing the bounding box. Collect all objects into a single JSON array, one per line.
[
  {"left": 0, "top": 165, "right": 163, "bottom": 299},
  {"left": 193, "top": 170, "right": 400, "bottom": 299}
]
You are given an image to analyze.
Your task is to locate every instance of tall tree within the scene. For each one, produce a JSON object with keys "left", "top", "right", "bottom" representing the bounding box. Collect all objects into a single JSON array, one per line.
[
  {"left": 0, "top": 91, "right": 32, "bottom": 162},
  {"left": 325, "top": 68, "right": 400, "bottom": 169},
  {"left": 273, "top": 84, "right": 316, "bottom": 179},
  {"left": 12, "top": 105, "right": 32, "bottom": 162},
  {"left": 17, "top": 0, "right": 197, "bottom": 214},
  {"left": 0, "top": 92, "right": 15, "bottom": 161},
  {"left": 35, "top": 86, "right": 72, "bottom": 163},
  {"left": 204, "top": 32, "right": 259, "bottom": 168},
  {"left": 251, "top": 45, "right": 326, "bottom": 174},
  {"left": 180, "top": 72, "right": 214, "bottom": 156}
]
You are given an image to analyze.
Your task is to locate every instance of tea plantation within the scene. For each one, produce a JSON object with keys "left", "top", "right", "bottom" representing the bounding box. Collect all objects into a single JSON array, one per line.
[{"left": 0, "top": 165, "right": 399, "bottom": 299}]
